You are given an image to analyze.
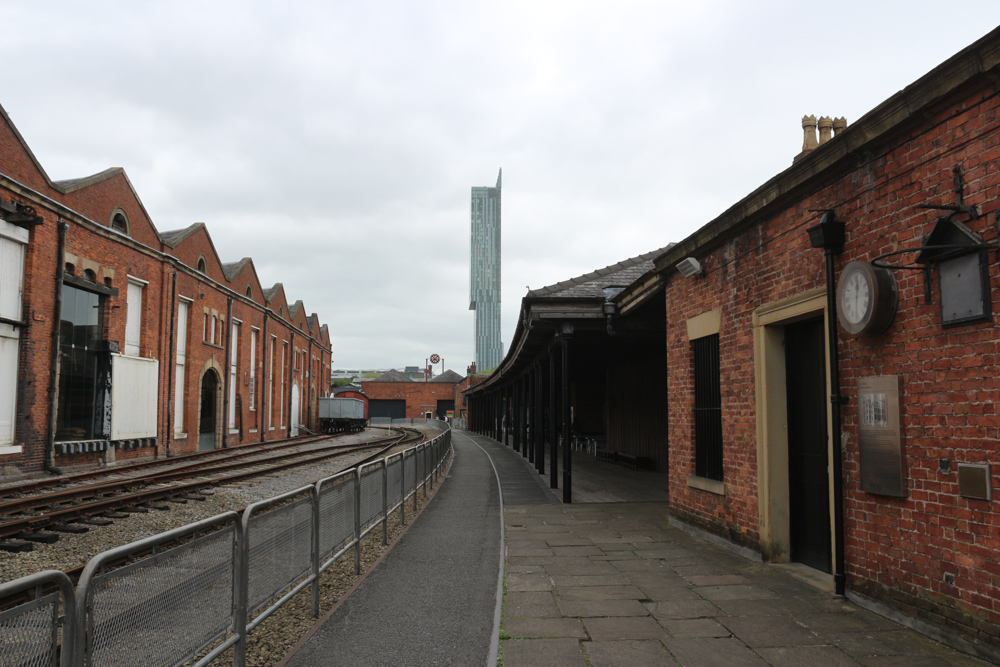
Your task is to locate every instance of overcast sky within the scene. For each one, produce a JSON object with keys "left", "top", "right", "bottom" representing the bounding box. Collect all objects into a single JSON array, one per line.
[{"left": 3, "top": 2, "right": 999, "bottom": 372}]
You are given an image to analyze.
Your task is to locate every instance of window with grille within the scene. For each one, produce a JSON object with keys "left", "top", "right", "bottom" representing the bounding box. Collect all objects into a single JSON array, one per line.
[{"left": 693, "top": 334, "right": 723, "bottom": 481}]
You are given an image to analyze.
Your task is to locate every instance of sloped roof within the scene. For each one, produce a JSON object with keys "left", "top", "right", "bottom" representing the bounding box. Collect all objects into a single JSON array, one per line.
[
  {"left": 160, "top": 222, "right": 206, "bottom": 248},
  {"left": 222, "top": 257, "right": 252, "bottom": 281},
  {"left": 53, "top": 167, "right": 124, "bottom": 194},
  {"left": 262, "top": 283, "right": 283, "bottom": 303},
  {"left": 527, "top": 246, "right": 674, "bottom": 300},
  {"left": 289, "top": 300, "right": 304, "bottom": 320},
  {"left": 371, "top": 369, "right": 412, "bottom": 382},
  {"left": 429, "top": 369, "right": 464, "bottom": 384}
]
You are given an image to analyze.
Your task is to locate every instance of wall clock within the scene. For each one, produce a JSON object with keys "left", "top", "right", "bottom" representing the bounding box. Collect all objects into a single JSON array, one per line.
[{"left": 836, "top": 261, "right": 898, "bottom": 335}]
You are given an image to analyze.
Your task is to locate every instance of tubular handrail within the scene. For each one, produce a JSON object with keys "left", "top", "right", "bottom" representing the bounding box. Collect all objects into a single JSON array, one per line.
[{"left": 1, "top": 421, "right": 453, "bottom": 667}]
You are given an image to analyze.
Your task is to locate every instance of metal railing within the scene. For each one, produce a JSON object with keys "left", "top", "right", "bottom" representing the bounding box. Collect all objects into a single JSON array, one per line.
[{"left": 0, "top": 423, "right": 452, "bottom": 667}]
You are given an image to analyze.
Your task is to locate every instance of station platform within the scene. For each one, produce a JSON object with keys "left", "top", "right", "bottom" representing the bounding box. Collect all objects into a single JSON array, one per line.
[{"left": 280, "top": 431, "right": 991, "bottom": 667}]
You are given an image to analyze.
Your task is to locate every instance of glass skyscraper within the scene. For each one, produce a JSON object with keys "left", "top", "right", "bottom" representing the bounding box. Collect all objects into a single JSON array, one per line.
[{"left": 470, "top": 169, "right": 502, "bottom": 371}]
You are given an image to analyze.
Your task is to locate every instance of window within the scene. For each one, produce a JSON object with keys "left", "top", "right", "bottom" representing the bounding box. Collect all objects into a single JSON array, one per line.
[
  {"left": 246, "top": 285, "right": 253, "bottom": 299},
  {"left": 268, "top": 336, "right": 275, "bottom": 430},
  {"left": 280, "top": 341, "right": 287, "bottom": 427},
  {"left": 110, "top": 210, "right": 129, "bottom": 235},
  {"left": 210, "top": 315, "right": 217, "bottom": 345},
  {"left": 693, "top": 334, "right": 723, "bottom": 481},
  {"left": 174, "top": 300, "right": 189, "bottom": 436},
  {"left": 249, "top": 328, "right": 257, "bottom": 411},
  {"left": 56, "top": 285, "right": 105, "bottom": 441},
  {"left": 124, "top": 278, "right": 145, "bottom": 356},
  {"left": 229, "top": 322, "right": 239, "bottom": 430},
  {"left": 0, "top": 222, "right": 27, "bottom": 449},
  {"left": 196, "top": 255, "right": 207, "bottom": 273}
]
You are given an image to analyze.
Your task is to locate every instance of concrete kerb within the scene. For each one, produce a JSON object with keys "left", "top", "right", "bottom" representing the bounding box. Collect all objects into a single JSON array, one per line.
[
  {"left": 275, "top": 443, "right": 456, "bottom": 667},
  {"left": 461, "top": 431, "right": 507, "bottom": 667}
]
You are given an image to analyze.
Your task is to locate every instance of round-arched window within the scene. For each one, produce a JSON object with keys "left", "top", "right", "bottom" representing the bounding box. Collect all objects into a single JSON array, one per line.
[
  {"left": 246, "top": 285, "right": 253, "bottom": 299},
  {"left": 196, "top": 255, "right": 207, "bottom": 273},
  {"left": 110, "top": 210, "right": 129, "bottom": 235}
]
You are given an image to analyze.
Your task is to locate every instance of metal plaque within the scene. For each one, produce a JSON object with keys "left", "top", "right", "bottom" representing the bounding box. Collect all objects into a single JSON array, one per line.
[
  {"left": 957, "top": 463, "right": 992, "bottom": 501},
  {"left": 858, "top": 375, "right": 906, "bottom": 497}
]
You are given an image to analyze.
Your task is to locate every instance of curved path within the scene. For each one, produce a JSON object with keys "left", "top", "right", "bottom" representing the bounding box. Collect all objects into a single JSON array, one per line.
[{"left": 282, "top": 429, "right": 546, "bottom": 666}]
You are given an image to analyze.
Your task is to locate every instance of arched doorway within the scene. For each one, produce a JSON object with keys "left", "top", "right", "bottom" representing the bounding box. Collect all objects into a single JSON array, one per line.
[
  {"left": 290, "top": 383, "right": 300, "bottom": 437},
  {"left": 199, "top": 370, "right": 220, "bottom": 451}
]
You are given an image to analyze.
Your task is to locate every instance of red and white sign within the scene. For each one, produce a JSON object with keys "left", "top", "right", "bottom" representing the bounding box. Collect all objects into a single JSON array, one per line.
[{"left": 429, "top": 354, "right": 441, "bottom": 364}]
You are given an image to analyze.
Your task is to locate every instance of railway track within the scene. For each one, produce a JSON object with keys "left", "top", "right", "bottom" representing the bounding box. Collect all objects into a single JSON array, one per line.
[{"left": 0, "top": 427, "right": 424, "bottom": 550}]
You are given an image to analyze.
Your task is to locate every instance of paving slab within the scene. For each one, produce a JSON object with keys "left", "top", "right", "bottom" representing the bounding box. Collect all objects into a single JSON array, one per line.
[
  {"left": 583, "top": 616, "right": 667, "bottom": 641},
  {"left": 582, "top": 639, "right": 675, "bottom": 667},
  {"left": 504, "top": 617, "right": 588, "bottom": 639},
  {"left": 556, "top": 599, "right": 650, "bottom": 618},
  {"left": 756, "top": 645, "right": 864, "bottom": 666},
  {"left": 663, "top": 636, "right": 770, "bottom": 666},
  {"left": 660, "top": 618, "right": 732, "bottom": 638},
  {"left": 501, "top": 638, "right": 587, "bottom": 667}
]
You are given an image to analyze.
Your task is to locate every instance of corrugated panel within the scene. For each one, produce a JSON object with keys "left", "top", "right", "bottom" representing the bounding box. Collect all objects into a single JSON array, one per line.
[
  {"left": 318, "top": 397, "right": 364, "bottom": 420},
  {"left": 111, "top": 354, "right": 159, "bottom": 439}
]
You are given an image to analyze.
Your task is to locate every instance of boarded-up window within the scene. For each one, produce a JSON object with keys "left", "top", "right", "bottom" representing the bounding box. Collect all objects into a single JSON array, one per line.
[
  {"left": 249, "top": 328, "right": 257, "bottom": 411},
  {"left": 125, "top": 279, "right": 144, "bottom": 356},
  {"left": 229, "top": 322, "right": 239, "bottom": 430},
  {"left": 0, "top": 221, "right": 26, "bottom": 448},
  {"left": 174, "top": 300, "right": 189, "bottom": 436},
  {"left": 111, "top": 354, "right": 158, "bottom": 439}
]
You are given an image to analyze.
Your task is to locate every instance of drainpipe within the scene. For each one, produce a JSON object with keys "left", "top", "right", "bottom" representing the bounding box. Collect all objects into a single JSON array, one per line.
[
  {"left": 807, "top": 210, "right": 846, "bottom": 597},
  {"left": 165, "top": 271, "right": 177, "bottom": 457},
  {"left": 222, "top": 297, "right": 233, "bottom": 447},
  {"left": 44, "top": 220, "right": 68, "bottom": 475}
]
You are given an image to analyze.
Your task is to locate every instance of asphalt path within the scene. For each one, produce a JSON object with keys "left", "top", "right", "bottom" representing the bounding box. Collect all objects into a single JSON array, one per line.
[{"left": 284, "top": 431, "right": 502, "bottom": 667}]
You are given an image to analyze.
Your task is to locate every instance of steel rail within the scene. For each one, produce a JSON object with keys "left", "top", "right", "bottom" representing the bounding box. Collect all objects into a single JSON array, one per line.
[
  {"left": 0, "top": 438, "right": 383, "bottom": 517},
  {"left": 0, "top": 430, "right": 422, "bottom": 542},
  {"left": 0, "top": 432, "right": 337, "bottom": 499}
]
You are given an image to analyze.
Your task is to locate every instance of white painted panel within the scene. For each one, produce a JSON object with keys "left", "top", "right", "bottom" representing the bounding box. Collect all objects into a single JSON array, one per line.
[
  {"left": 229, "top": 323, "right": 239, "bottom": 429},
  {"left": 174, "top": 301, "right": 188, "bottom": 434},
  {"left": 174, "top": 362, "right": 185, "bottom": 434},
  {"left": 0, "top": 236, "right": 25, "bottom": 322},
  {"left": 111, "top": 354, "right": 159, "bottom": 439},
  {"left": 125, "top": 281, "right": 143, "bottom": 356},
  {"left": 176, "top": 301, "right": 188, "bottom": 363},
  {"left": 0, "top": 326, "right": 19, "bottom": 446}
]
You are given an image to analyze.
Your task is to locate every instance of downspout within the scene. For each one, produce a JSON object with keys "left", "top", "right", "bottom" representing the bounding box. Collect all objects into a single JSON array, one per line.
[
  {"left": 825, "top": 246, "right": 847, "bottom": 598},
  {"left": 222, "top": 297, "right": 233, "bottom": 447},
  {"left": 165, "top": 271, "right": 177, "bottom": 457},
  {"left": 808, "top": 210, "right": 846, "bottom": 597},
  {"left": 307, "top": 339, "right": 313, "bottom": 430},
  {"left": 44, "top": 220, "right": 68, "bottom": 475}
]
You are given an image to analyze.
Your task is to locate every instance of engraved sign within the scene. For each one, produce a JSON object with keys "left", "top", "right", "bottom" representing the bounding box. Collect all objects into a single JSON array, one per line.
[{"left": 858, "top": 375, "right": 905, "bottom": 497}]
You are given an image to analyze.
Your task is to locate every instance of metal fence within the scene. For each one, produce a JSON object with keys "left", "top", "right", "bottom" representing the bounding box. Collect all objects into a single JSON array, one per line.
[{"left": 0, "top": 423, "right": 452, "bottom": 667}]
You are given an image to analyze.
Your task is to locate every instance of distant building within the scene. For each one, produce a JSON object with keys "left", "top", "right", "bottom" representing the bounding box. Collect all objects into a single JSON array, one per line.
[{"left": 470, "top": 169, "right": 503, "bottom": 371}]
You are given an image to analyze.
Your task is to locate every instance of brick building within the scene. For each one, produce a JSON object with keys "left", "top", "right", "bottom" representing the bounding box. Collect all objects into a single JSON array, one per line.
[
  {"left": 652, "top": 30, "right": 1000, "bottom": 655},
  {"left": 467, "top": 28, "right": 1000, "bottom": 657},
  {"left": 363, "top": 369, "right": 464, "bottom": 420},
  {"left": 0, "top": 103, "right": 332, "bottom": 478}
]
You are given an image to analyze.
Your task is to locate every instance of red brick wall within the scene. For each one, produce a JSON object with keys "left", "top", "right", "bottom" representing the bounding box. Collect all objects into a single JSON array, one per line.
[
  {"left": 665, "top": 77, "right": 1000, "bottom": 643},
  {"left": 364, "top": 381, "right": 460, "bottom": 418},
  {"left": 0, "top": 113, "right": 332, "bottom": 476}
]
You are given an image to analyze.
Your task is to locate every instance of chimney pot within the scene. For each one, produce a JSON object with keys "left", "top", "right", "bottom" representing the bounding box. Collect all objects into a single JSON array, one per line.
[
  {"left": 818, "top": 116, "right": 833, "bottom": 144},
  {"left": 833, "top": 116, "right": 848, "bottom": 136},
  {"left": 802, "top": 115, "right": 818, "bottom": 151}
]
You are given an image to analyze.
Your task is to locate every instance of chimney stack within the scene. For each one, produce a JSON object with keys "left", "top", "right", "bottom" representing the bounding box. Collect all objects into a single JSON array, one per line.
[{"left": 795, "top": 114, "right": 847, "bottom": 163}]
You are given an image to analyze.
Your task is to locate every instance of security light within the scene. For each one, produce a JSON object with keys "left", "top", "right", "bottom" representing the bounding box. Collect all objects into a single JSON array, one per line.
[{"left": 675, "top": 257, "right": 703, "bottom": 277}]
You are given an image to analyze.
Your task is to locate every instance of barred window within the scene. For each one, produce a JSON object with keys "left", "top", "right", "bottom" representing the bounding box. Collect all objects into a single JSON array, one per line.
[{"left": 693, "top": 334, "right": 723, "bottom": 481}]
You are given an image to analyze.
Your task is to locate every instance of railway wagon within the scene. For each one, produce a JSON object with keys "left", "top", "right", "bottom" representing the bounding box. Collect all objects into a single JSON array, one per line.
[{"left": 317, "top": 397, "right": 367, "bottom": 433}]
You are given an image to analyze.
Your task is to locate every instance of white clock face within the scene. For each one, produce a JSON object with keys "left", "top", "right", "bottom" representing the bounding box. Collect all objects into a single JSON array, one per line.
[{"left": 842, "top": 271, "right": 871, "bottom": 324}]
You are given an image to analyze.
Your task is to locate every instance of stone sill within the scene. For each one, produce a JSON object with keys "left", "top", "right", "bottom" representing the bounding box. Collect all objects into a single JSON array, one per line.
[{"left": 687, "top": 475, "right": 726, "bottom": 496}]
